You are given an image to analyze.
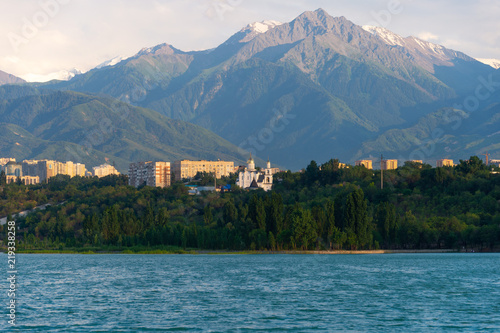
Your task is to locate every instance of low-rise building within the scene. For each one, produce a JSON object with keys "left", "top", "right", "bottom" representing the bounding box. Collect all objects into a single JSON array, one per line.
[
  {"left": 172, "top": 160, "right": 235, "bottom": 181},
  {"left": 355, "top": 160, "right": 373, "bottom": 169},
  {"left": 6, "top": 175, "right": 39, "bottom": 185},
  {"left": 129, "top": 161, "right": 171, "bottom": 188},
  {"left": 381, "top": 159, "right": 398, "bottom": 170},
  {"left": 437, "top": 159, "right": 454, "bottom": 167},
  {"left": 93, "top": 164, "right": 120, "bottom": 178}
]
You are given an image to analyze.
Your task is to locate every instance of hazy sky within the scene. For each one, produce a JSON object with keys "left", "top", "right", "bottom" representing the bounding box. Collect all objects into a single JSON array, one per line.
[{"left": 1, "top": 0, "right": 499, "bottom": 81}]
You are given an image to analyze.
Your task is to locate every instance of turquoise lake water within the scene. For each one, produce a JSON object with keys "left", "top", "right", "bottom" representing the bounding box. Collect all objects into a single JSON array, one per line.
[{"left": 1, "top": 253, "right": 499, "bottom": 332}]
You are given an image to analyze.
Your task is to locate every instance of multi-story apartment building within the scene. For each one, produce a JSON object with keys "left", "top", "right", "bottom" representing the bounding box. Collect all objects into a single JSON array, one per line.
[
  {"left": 490, "top": 159, "right": 500, "bottom": 168},
  {"left": 93, "top": 164, "right": 120, "bottom": 178},
  {"left": 129, "top": 161, "right": 171, "bottom": 188},
  {"left": 22, "top": 160, "right": 39, "bottom": 177},
  {"left": 74, "top": 163, "right": 86, "bottom": 177},
  {"left": 33, "top": 160, "right": 58, "bottom": 181},
  {"left": 436, "top": 159, "right": 454, "bottom": 167},
  {"left": 381, "top": 159, "right": 398, "bottom": 170},
  {"left": 21, "top": 160, "right": 87, "bottom": 182},
  {"left": 172, "top": 160, "right": 235, "bottom": 181},
  {"left": 4, "top": 161, "right": 22, "bottom": 177},
  {"left": 355, "top": 160, "right": 373, "bottom": 169},
  {"left": 0, "top": 158, "right": 15, "bottom": 171},
  {"left": 4, "top": 161, "right": 39, "bottom": 185}
]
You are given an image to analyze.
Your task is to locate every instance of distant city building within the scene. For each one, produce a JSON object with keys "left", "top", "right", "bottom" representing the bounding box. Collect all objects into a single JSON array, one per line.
[
  {"left": 22, "top": 160, "right": 39, "bottom": 177},
  {"left": 355, "top": 160, "right": 373, "bottom": 169},
  {"left": 0, "top": 158, "right": 15, "bottom": 171},
  {"left": 406, "top": 160, "right": 424, "bottom": 168},
  {"left": 92, "top": 163, "right": 120, "bottom": 178},
  {"left": 381, "top": 159, "right": 398, "bottom": 170},
  {"left": 129, "top": 161, "right": 171, "bottom": 188},
  {"left": 436, "top": 159, "right": 454, "bottom": 167},
  {"left": 6, "top": 175, "right": 39, "bottom": 185},
  {"left": 74, "top": 163, "right": 86, "bottom": 177},
  {"left": 319, "top": 161, "right": 347, "bottom": 171},
  {"left": 267, "top": 167, "right": 281, "bottom": 175},
  {"left": 172, "top": 160, "right": 235, "bottom": 181},
  {"left": 490, "top": 159, "right": 500, "bottom": 168},
  {"left": 5, "top": 161, "right": 40, "bottom": 185},
  {"left": 237, "top": 156, "right": 274, "bottom": 191},
  {"left": 4, "top": 161, "right": 22, "bottom": 177},
  {"left": 21, "top": 160, "right": 87, "bottom": 182}
]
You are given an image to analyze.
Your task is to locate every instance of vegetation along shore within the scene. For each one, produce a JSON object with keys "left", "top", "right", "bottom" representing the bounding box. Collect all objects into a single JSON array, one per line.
[{"left": 1, "top": 156, "right": 499, "bottom": 253}]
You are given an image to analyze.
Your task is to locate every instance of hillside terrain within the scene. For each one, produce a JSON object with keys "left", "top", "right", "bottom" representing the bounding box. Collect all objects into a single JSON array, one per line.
[
  {"left": 0, "top": 86, "right": 254, "bottom": 172},
  {"left": 0, "top": 70, "right": 25, "bottom": 85},
  {"left": 29, "top": 9, "right": 500, "bottom": 168}
]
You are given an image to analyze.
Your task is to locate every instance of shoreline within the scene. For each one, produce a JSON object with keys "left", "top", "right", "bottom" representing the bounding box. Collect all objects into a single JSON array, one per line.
[{"left": 1, "top": 248, "right": 497, "bottom": 255}]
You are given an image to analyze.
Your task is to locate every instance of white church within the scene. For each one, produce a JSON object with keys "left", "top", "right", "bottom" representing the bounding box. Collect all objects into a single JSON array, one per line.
[{"left": 237, "top": 155, "right": 275, "bottom": 191}]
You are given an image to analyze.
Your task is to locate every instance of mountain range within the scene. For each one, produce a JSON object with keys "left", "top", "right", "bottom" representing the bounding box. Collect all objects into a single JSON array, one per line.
[
  {"left": 0, "top": 70, "right": 25, "bottom": 86},
  {"left": 2, "top": 8, "right": 500, "bottom": 170},
  {"left": 477, "top": 58, "right": 500, "bottom": 70},
  {"left": 0, "top": 86, "right": 253, "bottom": 172}
]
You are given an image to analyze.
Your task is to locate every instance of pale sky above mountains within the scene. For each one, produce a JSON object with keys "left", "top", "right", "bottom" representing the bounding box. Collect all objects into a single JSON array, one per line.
[{"left": 1, "top": 0, "right": 499, "bottom": 81}]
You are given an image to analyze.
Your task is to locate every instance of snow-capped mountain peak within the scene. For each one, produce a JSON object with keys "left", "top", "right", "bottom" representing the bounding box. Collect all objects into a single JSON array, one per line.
[
  {"left": 96, "top": 55, "right": 128, "bottom": 69},
  {"left": 246, "top": 20, "right": 283, "bottom": 34},
  {"left": 362, "top": 25, "right": 405, "bottom": 46},
  {"left": 224, "top": 20, "right": 283, "bottom": 45},
  {"left": 362, "top": 25, "right": 458, "bottom": 63},
  {"left": 476, "top": 58, "right": 500, "bottom": 69}
]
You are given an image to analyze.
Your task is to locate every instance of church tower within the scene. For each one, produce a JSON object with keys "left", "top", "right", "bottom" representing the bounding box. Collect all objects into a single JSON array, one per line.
[{"left": 247, "top": 154, "right": 255, "bottom": 171}]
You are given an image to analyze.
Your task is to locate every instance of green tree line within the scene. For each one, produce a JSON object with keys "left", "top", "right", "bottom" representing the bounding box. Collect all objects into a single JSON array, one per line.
[{"left": 1, "top": 156, "right": 499, "bottom": 251}]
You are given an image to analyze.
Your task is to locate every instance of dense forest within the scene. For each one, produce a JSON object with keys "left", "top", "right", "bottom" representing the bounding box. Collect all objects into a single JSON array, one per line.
[{"left": 1, "top": 156, "right": 499, "bottom": 252}]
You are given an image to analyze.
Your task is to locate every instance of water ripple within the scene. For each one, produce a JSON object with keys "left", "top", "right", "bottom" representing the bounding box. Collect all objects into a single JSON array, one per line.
[{"left": 0, "top": 253, "right": 499, "bottom": 332}]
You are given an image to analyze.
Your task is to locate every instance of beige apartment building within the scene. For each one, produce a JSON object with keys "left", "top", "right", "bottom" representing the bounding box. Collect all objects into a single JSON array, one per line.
[
  {"left": 6, "top": 175, "right": 40, "bottom": 185},
  {"left": 172, "top": 160, "right": 235, "bottom": 181},
  {"left": 381, "top": 159, "right": 398, "bottom": 170},
  {"left": 128, "top": 161, "right": 171, "bottom": 188},
  {"left": 4, "top": 161, "right": 40, "bottom": 185},
  {"left": 0, "top": 158, "right": 15, "bottom": 170},
  {"left": 22, "top": 160, "right": 86, "bottom": 181},
  {"left": 93, "top": 164, "right": 120, "bottom": 178},
  {"left": 436, "top": 159, "right": 454, "bottom": 167},
  {"left": 355, "top": 160, "right": 373, "bottom": 169}
]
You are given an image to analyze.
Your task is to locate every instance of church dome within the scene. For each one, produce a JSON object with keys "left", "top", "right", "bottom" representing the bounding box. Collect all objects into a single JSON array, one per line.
[{"left": 247, "top": 154, "right": 256, "bottom": 171}]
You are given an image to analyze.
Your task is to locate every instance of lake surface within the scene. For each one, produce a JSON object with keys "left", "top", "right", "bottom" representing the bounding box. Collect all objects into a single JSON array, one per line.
[{"left": 1, "top": 253, "right": 499, "bottom": 332}]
